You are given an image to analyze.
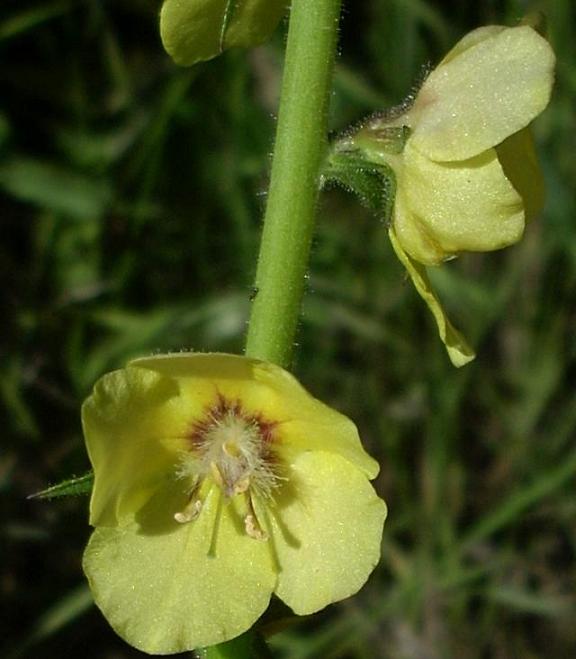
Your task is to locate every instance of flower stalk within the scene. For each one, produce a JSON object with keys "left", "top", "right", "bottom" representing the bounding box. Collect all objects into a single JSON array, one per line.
[
  {"left": 231, "top": 1, "right": 343, "bottom": 653},
  {"left": 196, "top": 1, "right": 344, "bottom": 655},
  {"left": 245, "top": 0, "right": 343, "bottom": 368}
]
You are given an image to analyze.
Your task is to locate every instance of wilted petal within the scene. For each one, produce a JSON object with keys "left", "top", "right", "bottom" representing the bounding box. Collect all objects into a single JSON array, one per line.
[{"left": 389, "top": 228, "right": 475, "bottom": 367}]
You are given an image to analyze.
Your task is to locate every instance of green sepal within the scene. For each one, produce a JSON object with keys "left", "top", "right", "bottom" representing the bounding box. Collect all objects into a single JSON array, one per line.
[
  {"left": 29, "top": 471, "right": 93, "bottom": 500},
  {"left": 321, "top": 150, "right": 396, "bottom": 223},
  {"left": 351, "top": 122, "right": 411, "bottom": 157}
]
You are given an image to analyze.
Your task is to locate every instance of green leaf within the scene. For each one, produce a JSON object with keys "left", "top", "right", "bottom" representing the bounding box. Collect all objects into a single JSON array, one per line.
[
  {"left": 7, "top": 585, "right": 93, "bottom": 659},
  {"left": 29, "top": 472, "right": 93, "bottom": 500},
  {"left": 0, "top": 158, "right": 111, "bottom": 219},
  {"left": 0, "top": 1, "right": 71, "bottom": 42}
]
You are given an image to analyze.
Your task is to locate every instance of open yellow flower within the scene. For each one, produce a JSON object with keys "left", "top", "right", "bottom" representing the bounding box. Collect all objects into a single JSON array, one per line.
[
  {"left": 82, "top": 353, "right": 386, "bottom": 654},
  {"left": 347, "top": 25, "right": 555, "bottom": 366}
]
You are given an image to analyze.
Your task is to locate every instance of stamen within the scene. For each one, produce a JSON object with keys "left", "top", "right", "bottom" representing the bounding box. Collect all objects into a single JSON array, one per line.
[
  {"left": 174, "top": 498, "right": 202, "bottom": 524},
  {"left": 244, "top": 513, "right": 268, "bottom": 541},
  {"left": 232, "top": 475, "right": 250, "bottom": 495},
  {"left": 244, "top": 493, "right": 268, "bottom": 541},
  {"left": 178, "top": 395, "right": 283, "bottom": 516}
]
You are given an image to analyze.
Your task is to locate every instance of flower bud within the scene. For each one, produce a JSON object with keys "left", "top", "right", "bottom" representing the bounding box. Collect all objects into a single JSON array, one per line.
[{"left": 161, "top": 0, "right": 287, "bottom": 66}]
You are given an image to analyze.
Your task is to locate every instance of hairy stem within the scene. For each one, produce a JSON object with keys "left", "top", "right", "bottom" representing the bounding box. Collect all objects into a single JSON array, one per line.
[
  {"left": 217, "top": 0, "right": 343, "bottom": 655},
  {"left": 245, "top": 0, "right": 342, "bottom": 368}
]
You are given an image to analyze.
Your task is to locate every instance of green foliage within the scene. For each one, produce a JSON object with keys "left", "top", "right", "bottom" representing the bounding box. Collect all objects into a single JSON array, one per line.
[
  {"left": 29, "top": 472, "right": 93, "bottom": 500},
  {"left": 2, "top": 0, "right": 575, "bottom": 657}
]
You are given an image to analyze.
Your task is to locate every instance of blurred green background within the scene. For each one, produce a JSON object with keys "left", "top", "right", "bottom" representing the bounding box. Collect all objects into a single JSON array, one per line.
[{"left": 1, "top": 0, "right": 575, "bottom": 657}]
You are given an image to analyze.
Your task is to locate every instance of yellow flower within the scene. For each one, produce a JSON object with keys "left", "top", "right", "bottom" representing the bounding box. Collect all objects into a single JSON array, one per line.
[
  {"left": 391, "top": 25, "right": 554, "bottom": 265},
  {"left": 348, "top": 25, "right": 555, "bottom": 366},
  {"left": 82, "top": 353, "right": 386, "bottom": 654}
]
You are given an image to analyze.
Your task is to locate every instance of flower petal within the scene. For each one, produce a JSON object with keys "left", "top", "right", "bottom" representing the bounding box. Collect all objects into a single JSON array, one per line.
[
  {"left": 83, "top": 366, "right": 195, "bottom": 527},
  {"left": 277, "top": 415, "right": 380, "bottom": 480},
  {"left": 131, "top": 351, "right": 260, "bottom": 380},
  {"left": 132, "top": 353, "right": 380, "bottom": 479},
  {"left": 439, "top": 25, "right": 506, "bottom": 64},
  {"left": 270, "top": 451, "right": 386, "bottom": 614},
  {"left": 395, "top": 140, "right": 525, "bottom": 264},
  {"left": 389, "top": 228, "right": 475, "bottom": 367},
  {"left": 83, "top": 486, "right": 276, "bottom": 654},
  {"left": 495, "top": 127, "right": 544, "bottom": 221},
  {"left": 410, "top": 26, "right": 555, "bottom": 161},
  {"left": 253, "top": 362, "right": 380, "bottom": 479}
]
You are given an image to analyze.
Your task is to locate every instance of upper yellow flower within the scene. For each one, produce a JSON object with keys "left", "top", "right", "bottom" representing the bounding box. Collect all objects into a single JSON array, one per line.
[
  {"left": 390, "top": 25, "right": 554, "bottom": 265},
  {"left": 82, "top": 353, "right": 386, "bottom": 654},
  {"left": 345, "top": 25, "right": 555, "bottom": 365}
]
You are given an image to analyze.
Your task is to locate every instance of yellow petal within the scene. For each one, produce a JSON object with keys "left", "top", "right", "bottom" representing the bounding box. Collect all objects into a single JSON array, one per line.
[
  {"left": 389, "top": 228, "right": 475, "bottom": 367},
  {"left": 131, "top": 351, "right": 260, "bottom": 382},
  {"left": 439, "top": 25, "right": 506, "bottom": 64},
  {"left": 83, "top": 366, "right": 194, "bottom": 527},
  {"left": 496, "top": 127, "right": 544, "bottom": 221},
  {"left": 83, "top": 486, "right": 276, "bottom": 654},
  {"left": 277, "top": 415, "right": 379, "bottom": 480},
  {"left": 395, "top": 140, "right": 525, "bottom": 264},
  {"left": 410, "top": 26, "right": 555, "bottom": 161},
  {"left": 270, "top": 451, "right": 386, "bottom": 614},
  {"left": 391, "top": 179, "right": 444, "bottom": 266},
  {"left": 132, "top": 353, "right": 380, "bottom": 479},
  {"left": 253, "top": 362, "right": 380, "bottom": 479},
  {"left": 160, "top": 0, "right": 286, "bottom": 67}
]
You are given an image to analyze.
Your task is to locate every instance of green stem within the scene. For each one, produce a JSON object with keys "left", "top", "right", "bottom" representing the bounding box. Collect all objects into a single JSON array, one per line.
[
  {"left": 245, "top": 0, "right": 343, "bottom": 368},
  {"left": 211, "top": 1, "right": 342, "bottom": 656}
]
